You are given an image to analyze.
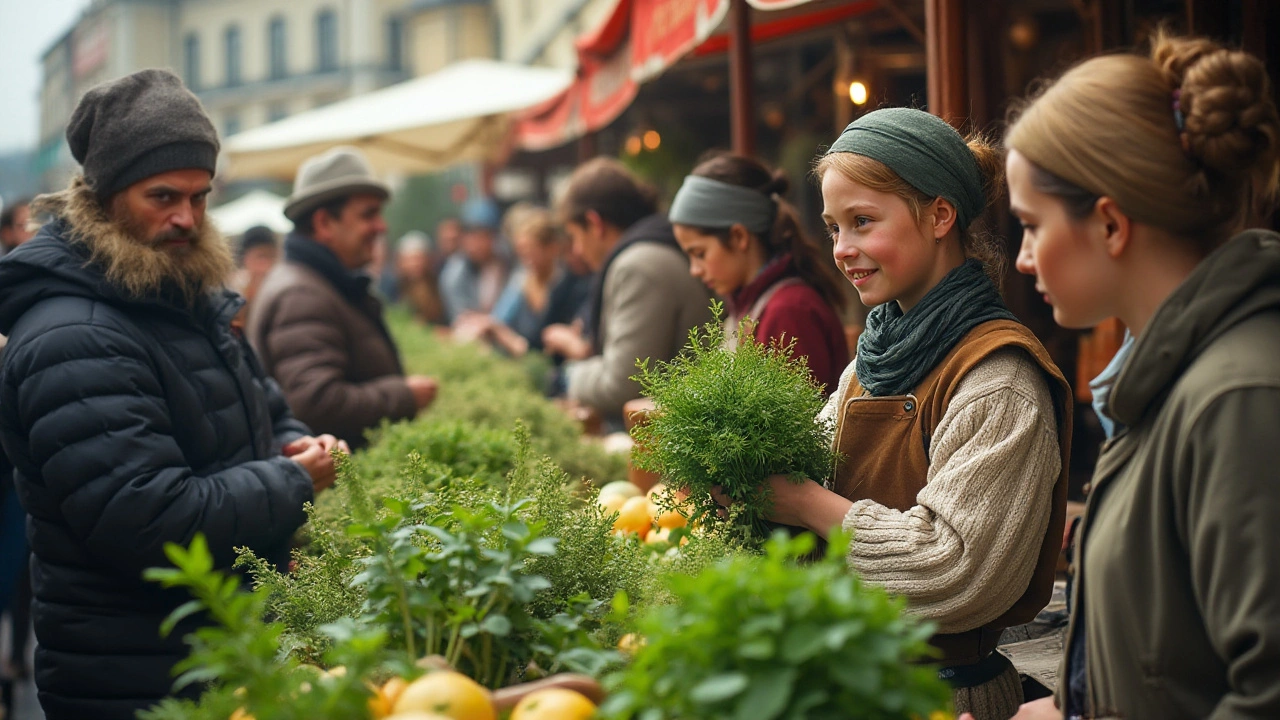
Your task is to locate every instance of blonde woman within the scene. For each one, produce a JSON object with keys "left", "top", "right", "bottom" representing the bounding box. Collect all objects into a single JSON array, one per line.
[
  {"left": 745, "top": 108, "right": 1073, "bottom": 719},
  {"left": 991, "top": 32, "right": 1280, "bottom": 720}
]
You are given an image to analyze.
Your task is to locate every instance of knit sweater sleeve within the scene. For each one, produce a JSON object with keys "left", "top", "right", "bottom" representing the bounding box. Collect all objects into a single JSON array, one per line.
[{"left": 840, "top": 348, "right": 1061, "bottom": 633}]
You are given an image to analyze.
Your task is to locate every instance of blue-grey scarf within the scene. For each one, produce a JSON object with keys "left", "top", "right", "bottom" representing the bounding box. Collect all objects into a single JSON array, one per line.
[{"left": 856, "top": 259, "right": 1017, "bottom": 396}]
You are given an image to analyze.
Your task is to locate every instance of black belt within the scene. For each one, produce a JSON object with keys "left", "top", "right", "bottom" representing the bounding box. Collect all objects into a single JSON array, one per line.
[{"left": 938, "top": 650, "right": 1014, "bottom": 689}]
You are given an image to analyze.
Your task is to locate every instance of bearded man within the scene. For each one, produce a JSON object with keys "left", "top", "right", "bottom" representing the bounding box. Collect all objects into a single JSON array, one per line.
[{"left": 0, "top": 69, "right": 339, "bottom": 720}]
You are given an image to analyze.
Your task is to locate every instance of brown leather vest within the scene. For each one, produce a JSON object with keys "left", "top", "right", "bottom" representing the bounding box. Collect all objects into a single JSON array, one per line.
[{"left": 831, "top": 319, "right": 1073, "bottom": 666}]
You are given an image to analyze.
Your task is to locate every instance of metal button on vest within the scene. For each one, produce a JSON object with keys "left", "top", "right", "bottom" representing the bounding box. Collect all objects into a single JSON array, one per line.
[{"left": 903, "top": 400, "right": 915, "bottom": 412}]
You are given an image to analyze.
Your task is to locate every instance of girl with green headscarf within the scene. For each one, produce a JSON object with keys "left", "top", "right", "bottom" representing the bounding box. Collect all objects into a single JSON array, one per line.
[{"left": 732, "top": 108, "right": 1074, "bottom": 719}]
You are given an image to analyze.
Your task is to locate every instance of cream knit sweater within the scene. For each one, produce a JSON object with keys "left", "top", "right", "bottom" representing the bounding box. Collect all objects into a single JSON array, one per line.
[{"left": 817, "top": 348, "right": 1061, "bottom": 635}]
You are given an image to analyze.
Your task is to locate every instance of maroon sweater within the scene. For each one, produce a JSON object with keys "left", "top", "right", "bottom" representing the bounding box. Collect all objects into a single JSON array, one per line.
[{"left": 729, "top": 255, "right": 849, "bottom": 396}]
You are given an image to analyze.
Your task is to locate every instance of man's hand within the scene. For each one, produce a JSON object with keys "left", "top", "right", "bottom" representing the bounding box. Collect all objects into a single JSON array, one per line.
[
  {"left": 541, "top": 320, "right": 591, "bottom": 360},
  {"left": 283, "top": 434, "right": 347, "bottom": 493},
  {"left": 960, "top": 697, "right": 1063, "bottom": 720},
  {"left": 283, "top": 434, "right": 349, "bottom": 457},
  {"left": 406, "top": 375, "right": 439, "bottom": 411},
  {"left": 451, "top": 312, "right": 494, "bottom": 344}
]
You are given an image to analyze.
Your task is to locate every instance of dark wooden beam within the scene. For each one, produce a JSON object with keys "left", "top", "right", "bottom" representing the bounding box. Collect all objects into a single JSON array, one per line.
[
  {"left": 1185, "top": 0, "right": 1230, "bottom": 41},
  {"left": 729, "top": 0, "right": 757, "bottom": 156},
  {"left": 926, "top": 0, "right": 968, "bottom": 127},
  {"left": 1091, "top": 0, "right": 1125, "bottom": 53},
  {"left": 875, "top": 0, "right": 926, "bottom": 45},
  {"left": 577, "top": 131, "right": 597, "bottom": 163}
]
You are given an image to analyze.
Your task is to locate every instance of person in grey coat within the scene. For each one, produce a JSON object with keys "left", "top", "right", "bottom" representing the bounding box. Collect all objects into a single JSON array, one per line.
[{"left": 543, "top": 158, "right": 713, "bottom": 429}]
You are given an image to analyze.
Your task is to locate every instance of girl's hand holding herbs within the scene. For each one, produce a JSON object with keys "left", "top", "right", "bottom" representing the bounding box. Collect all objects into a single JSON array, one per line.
[{"left": 711, "top": 475, "right": 853, "bottom": 537}]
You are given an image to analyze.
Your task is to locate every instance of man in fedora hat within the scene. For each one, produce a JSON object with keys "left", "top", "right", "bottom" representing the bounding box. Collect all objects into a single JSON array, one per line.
[
  {"left": 247, "top": 146, "right": 439, "bottom": 449},
  {"left": 0, "top": 69, "right": 338, "bottom": 719}
]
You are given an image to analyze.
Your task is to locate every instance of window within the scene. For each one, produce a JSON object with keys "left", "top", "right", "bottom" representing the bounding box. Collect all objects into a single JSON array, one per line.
[
  {"left": 225, "top": 111, "right": 241, "bottom": 137},
  {"left": 267, "top": 102, "right": 289, "bottom": 122},
  {"left": 386, "top": 17, "right": 404, "bottom": 72},
  {"left": 183, "top": 33, "right": 200, "bottom": 90},
  {"left": 224, "top": 25, "right": 242, "bottom": 86},
  {"left": 268, "top": 16, "right": 287, "bottom": 79},
  {"left": 316, "top": 9, "right": 338, "bottom": 72}
]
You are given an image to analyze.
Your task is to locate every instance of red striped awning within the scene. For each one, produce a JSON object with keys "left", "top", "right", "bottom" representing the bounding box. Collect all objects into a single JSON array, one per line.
[{"left": 514, "top": 0, "right": 876, "bottom": 151}]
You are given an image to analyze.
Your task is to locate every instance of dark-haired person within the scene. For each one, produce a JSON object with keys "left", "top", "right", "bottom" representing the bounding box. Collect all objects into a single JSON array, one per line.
[
  {"left": 247, "top": 146, "right": 439, "bottom": 450},
  {"left": 669, "top": 153, "right": 849, "bottom": 394},
  {"left": 440, "top": 196, "right": 509, "bottom": 324},
  {"left": 232, "top": 224, "right": 280, "bottom": 307},
  {"left": 0, "top": 199, "right": 34, "bottom": 257},
  {"left": 542, "top": 158, "right": 713, "bottom": 429},
  {"left": 991, "top": 31, "right": 1280, "bottom": 720}
]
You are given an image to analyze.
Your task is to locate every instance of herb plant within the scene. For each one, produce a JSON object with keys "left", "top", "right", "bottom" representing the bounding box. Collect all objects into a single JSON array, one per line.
[
  {"left": 600, "top": 531, "right": 953, "bottom": 720},
  {"left": 631, "top": 303, "right": 837, "bottom": 539},
  {"left": 140, "top": 535, "right": 386, "bottom": 720}
]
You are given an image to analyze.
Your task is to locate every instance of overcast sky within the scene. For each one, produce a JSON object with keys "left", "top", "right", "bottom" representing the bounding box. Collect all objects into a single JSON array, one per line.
[{"left": 0, "top": 0, "right": 93, "bottom": 153}]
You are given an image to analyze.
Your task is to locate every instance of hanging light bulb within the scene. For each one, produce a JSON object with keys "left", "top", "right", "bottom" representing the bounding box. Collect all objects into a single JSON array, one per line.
[{"left": 849, "top": 81, "right": 869, "bottom": 106}]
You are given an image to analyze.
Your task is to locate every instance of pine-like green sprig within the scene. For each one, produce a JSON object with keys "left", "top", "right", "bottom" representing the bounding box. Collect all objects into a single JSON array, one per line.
[{"left": 632, "top": 302, "right": 837, "bottom": 539}]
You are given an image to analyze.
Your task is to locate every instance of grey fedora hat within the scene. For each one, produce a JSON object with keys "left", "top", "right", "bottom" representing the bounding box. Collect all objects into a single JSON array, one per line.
[{"left": 283, "top": 146, "right": 390, "bottom": 222}]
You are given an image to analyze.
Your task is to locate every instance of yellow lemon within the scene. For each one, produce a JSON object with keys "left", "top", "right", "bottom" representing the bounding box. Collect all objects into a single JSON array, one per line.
[
  {"left": 370, "top": 676, "right": 411, "bottom": 718},
  {"left": 616, "top": 633, "right": 646, "bottom": 655},
  {"left": 612, "top": 496, "right": 652, "bottom": 537},
  {"left": 597, "top": 492, "right": 629, "bottom": 514},
  {"left": 510, "top": 688, "right": 597, "bottom": 720},
  {"left": 393, "top": 671, "right": 496, "bottom": 720},
  {"left": 598, "top": 481, "right": 641, "bottom": 502}
]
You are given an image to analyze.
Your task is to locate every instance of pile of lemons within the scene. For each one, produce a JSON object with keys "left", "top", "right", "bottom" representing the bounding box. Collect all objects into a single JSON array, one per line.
[
  {"left": 597, "top": 480, "right": 690, "bottom": 545},
  {"left": 368, "top": 671, "right": 597, "bottom": 720}
]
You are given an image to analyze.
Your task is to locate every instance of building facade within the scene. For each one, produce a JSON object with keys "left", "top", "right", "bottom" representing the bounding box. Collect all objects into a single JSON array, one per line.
[
  {"left": 35, "top": 0, "right": 501, "bottom": 190},
  {"left": 491, "top": 0, "right": 614, "bottom": 68}
]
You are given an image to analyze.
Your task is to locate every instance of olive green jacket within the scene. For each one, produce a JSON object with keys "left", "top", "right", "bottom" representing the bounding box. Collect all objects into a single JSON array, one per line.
[{"left": 1063, "top": 230, "right": 1280, "bottom": 719}]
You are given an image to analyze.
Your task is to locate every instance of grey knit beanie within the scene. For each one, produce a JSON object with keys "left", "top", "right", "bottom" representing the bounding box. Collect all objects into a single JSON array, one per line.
[{"left": 66, "top": 69, "right": 219, "bottom": 201}]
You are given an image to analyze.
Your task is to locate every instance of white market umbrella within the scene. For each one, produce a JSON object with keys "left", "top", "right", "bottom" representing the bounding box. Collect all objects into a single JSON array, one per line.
[
  {"left": 208, "top": 189, "right": 291, "bottom": 236},
  {"left": 223, "top": 59, "right": 573, "bottom": 180}
]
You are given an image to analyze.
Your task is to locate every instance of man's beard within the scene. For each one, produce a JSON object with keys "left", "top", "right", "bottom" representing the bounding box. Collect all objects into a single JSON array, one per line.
[
  {"left": 30, "top": 176, "right": 237, "bottom": 305},
  {"left": 106, "top": 198, "right": 235, "bottom": 303}
]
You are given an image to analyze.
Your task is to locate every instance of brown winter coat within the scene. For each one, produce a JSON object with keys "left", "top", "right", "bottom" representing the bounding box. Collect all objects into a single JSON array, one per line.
[
  {"left": 247, "top": 238, "right": 416, "bottom": 449},
  {"left": 1062, "top": 230, "right": 1280, "bottom": 719}
]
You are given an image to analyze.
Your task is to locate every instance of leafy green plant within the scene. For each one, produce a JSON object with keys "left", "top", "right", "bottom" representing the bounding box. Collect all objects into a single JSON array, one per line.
[
  {"left": 632, "top": 303, "right": 837, "bottom": 539},
  {"left": 140, "top": 535, "right": 386, "bottom": 720},
  {"left": 600, "top": 531, "right": 952, "bottom": 720},
  {"left": 383, "top": 308, "right": 628, "bottom": 487},
  {"left": 350, "top": 493, "right": 587, "bottom": 689}
]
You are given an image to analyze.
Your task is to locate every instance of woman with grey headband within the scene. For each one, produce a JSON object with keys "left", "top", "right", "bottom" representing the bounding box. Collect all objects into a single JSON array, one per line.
[
  {"left": 669, "top": 153, "right": 849, "bottom": 394},
  {"left": 716, "top": 109, "right": 1073, "bottom": 718}
]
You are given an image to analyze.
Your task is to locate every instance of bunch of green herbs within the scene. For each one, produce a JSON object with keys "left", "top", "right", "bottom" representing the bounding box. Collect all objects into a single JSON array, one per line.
[{"left": 632, "top": 303, "right": 837, "bottom": 539}]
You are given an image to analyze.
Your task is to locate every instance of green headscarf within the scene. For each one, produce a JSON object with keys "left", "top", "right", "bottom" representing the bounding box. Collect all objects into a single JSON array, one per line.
[
  {"left": 828, "top": 107, "right": 1017, "bottom": 397},
  {"left": 827, "top": 107, "right": 985, "bottom": 230}
]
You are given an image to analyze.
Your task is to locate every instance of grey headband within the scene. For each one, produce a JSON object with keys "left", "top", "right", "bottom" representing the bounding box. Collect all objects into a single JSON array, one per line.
[
  {"left": 669, "top": 175, "right": 775, "bottom": 234},
  {"left": 827, "top": 107, "right": 985, "bottom": 230}
]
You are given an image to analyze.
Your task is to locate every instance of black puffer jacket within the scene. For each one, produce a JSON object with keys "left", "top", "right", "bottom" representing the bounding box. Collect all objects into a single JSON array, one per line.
[{"left": 0, "top": 221, "right": 314, "bottom": 719}]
